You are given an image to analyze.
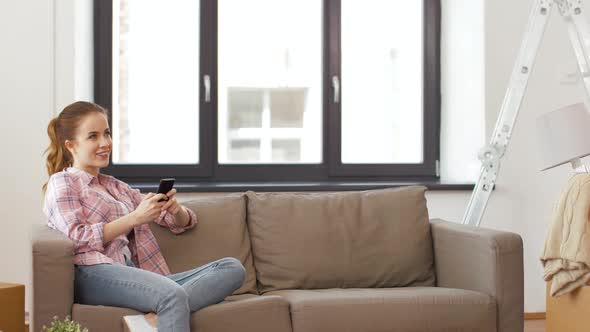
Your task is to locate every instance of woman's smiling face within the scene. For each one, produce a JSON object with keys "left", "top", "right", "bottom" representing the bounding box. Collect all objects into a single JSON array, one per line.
[{"left": 65, "top": 112, "right": 112, "bottom": 176}]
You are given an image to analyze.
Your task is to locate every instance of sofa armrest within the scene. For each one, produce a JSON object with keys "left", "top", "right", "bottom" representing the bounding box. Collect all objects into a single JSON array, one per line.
[
  {"left": 32, "top": 224, "right": 75, "bottom": 332},
  {"left": 430, "top": 219, "right": 523, "bottom": 332}
]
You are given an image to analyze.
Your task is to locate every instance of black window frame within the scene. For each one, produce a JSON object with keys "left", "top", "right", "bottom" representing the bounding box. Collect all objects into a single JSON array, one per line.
[{"left": 94, "top": 0, "right": 441, "bottom": 185}]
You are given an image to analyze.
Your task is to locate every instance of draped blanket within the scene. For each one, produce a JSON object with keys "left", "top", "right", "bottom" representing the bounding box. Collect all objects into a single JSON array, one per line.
[{"left": 541, "top": 173, "right": 590, "bottom": 297}]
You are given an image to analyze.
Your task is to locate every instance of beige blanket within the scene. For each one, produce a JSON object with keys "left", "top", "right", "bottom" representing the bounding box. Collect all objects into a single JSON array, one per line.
[{"left": 541, "top": 173, "right": 590, "bottom": 297}]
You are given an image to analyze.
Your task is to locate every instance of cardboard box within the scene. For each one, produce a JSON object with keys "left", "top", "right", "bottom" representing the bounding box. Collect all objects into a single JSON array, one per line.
[
  {"left": 547, "top": 281, "right": 590, "bottom": 332},
  {"left": 0, "top": 283, "right": 25, "bottom": 332}
]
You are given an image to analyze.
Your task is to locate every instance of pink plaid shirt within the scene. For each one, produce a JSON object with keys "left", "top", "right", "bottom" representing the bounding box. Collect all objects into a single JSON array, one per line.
[{"left": 43, "top": 167, "right": 197, "bottom": 275}]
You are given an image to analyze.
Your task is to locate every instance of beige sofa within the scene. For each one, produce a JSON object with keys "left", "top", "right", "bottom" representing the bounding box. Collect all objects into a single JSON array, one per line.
[{"left": 32, "top": 186, "right": 524, "bottom": 332}]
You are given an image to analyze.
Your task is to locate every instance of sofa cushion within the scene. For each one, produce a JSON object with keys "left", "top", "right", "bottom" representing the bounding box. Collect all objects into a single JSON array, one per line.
[
  {"left": 246, "top": 187, "right": 434, "bottom": 293},
  {"left": 73, "top": 295, "right": 292, "bottom": 332},
  {"left": 266, "top": 288, "right": 496, "bottom": 332},
  {"left": 149, "top": 194, "right": 257, "bottom": 294},
  {"left": 72, "top": 304, "right": 139, "bottom": 332},
  {"left": 193, "top": 295, "right": 292, "bottom": 332}
]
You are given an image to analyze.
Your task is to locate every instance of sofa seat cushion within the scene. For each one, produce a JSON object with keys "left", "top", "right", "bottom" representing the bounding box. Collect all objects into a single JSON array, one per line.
[
  {"left": 73, "top": 295, "right": 292, "bottom": 332},
  {"left": 246, "top": 187, "right": 435, "bottom": 293},
  {"left": 72, "top": 304, "right": 140, "bottom": 332},
  {"left": 193, "top": 294, "right": 292, "bottom": 332},
  {"left": 266, "top": 287, "right": 496, "bottom": 332}
]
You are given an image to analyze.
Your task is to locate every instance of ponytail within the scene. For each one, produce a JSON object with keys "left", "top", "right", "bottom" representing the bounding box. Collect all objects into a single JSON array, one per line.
[{"left": 42, "top": 118, "right": 72, "bottom": 193}]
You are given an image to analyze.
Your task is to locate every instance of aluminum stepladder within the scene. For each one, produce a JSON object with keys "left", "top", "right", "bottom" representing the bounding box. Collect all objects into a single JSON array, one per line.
[{"left": 463, "top": 0, "right": 590, "bottom": 227}]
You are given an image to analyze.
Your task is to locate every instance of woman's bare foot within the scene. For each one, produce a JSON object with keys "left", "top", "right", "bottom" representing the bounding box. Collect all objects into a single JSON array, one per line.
[{"left": 144, "top": 312, "right": 158, "bottom": 328}]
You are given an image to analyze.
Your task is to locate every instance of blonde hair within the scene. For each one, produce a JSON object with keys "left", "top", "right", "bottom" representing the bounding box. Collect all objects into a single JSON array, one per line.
[{"left": 42, "top": 101, "right": 109, "bottom": 193}]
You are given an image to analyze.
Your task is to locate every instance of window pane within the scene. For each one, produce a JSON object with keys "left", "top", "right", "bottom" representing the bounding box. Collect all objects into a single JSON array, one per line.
[
  {"left": 112, "top": 0, "right": 199, "bottom": 164},
  {"left": 272, "top": 139, "right": 301, "bottom": 162},
  {"left": 218, "top": 0, "right": 322, "bottom": 164},
  {"left": 229, "top": 89, "right": 263, "bottom": 128},
  {"left": 230, "top": 140, "right": 260, "bottom": 162},
  {"left": 270, "top": 89, "right": 306, "bottom": 128},
  {"left": 341, "top": 0, "right": 424, "bottom": 164}
]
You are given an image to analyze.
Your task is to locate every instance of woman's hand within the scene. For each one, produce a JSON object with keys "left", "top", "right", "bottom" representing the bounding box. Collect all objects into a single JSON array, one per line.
[
  {"left": 162, "top": 189, "right": 191, "bottom": 227},
  {"left": 161, "top": 188, "right": 183, "bottom": 216},
  {"left": 131, "top": 193, "right": 167, "bottom": 226}
]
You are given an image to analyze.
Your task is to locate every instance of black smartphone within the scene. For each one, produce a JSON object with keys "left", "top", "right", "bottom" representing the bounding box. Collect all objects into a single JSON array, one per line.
[{"left": 157, "top": 178, "right": 175, "bottom": 202}]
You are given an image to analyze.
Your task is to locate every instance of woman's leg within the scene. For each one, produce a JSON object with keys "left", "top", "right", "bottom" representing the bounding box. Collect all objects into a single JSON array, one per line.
[
  {"left": 74, "top": 263, "right": 190, "bottom": 332},
  {"left": 165, "top": 257, "right": 246, "bottom": 312}
]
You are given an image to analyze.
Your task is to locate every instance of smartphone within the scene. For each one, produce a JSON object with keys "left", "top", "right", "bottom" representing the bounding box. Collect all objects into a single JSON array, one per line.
[{"left": 156, "top": 178, "right": 175, "bottom": 202}]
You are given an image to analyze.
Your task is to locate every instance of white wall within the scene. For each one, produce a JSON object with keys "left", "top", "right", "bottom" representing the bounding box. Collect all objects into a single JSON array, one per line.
[
  {"left": 1, "top": 0, "right": 581, "bottom": 317},
  {"left": 439, "top": 0, "right": 485, "bottom": 183},
  {"left": 0, "top": 0, "right": 56, "bottom": 318},
  {"left": 55, "top": 0, "right": 94, "bottom": 109},
  {"left": 0, "top": 0, "right": 94, "bottom": 317}
]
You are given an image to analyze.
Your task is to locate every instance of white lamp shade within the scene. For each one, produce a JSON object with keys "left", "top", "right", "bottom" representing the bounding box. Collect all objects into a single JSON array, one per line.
[{"left": 536, "top": 102, "right": 590, "bottom": 171}]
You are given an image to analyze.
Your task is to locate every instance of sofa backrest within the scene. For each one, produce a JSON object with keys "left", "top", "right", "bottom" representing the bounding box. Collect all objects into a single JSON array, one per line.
[
  {"left": 246, "top": 186, "right": 435, "bottom": 293},
  {"left": 149, "top": 194, "right": 258, "bottom": 295}
]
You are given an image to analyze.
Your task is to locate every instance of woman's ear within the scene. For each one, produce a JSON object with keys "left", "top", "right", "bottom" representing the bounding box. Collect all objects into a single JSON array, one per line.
[{"left": 64, "top": 139, "right": 76, "bottom": 155}]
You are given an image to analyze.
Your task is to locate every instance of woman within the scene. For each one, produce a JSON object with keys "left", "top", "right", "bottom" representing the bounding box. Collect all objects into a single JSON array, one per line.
[{"left": 42, "top": 101, "right": 246, "bottom": 331}]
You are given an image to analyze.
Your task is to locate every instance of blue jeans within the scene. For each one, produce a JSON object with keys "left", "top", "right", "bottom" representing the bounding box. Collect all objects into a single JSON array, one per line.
[{"left": 74, "top": 257, "right": 246, "bottom": 332}]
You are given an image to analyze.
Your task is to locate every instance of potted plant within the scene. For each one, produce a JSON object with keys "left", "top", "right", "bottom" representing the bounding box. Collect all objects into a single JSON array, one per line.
[{"left": 42, "top": 316, "right": 89, "bottom": 332}]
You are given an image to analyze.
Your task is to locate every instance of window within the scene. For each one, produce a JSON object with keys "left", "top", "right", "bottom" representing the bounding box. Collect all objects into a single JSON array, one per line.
[
  {"left": 341, "top": 0, "right": 424, "bottom": 164},
  {"left": 110, "top": 0, "right": 200, "bottom": 165},
  {"left": 223, "top": 87, "right": 312, "bottom": 163},
  {"left": 95, "top": 0, "right": 441, "bottom": 185}
]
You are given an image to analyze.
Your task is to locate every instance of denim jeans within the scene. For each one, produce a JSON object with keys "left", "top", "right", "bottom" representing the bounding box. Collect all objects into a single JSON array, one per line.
[{"left": 74, "top": 257, "right": 246, "bottom": 332}]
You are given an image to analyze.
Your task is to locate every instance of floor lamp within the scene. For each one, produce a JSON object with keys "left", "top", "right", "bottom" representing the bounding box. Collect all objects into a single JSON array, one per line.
[{"left": 536, "top": 103, "right": 590, "bottom": 173}]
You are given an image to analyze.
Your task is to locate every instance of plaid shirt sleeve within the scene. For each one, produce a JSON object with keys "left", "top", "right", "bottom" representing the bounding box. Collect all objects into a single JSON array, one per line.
[
  {"left": 157, "top": 205, "right": 198, "bottom": 234},
  {"left": 43, "top": 174, "right": 105, "bottom": 252},
  {"left": 125, "top": 184, "right": 197, "bottom": 234}
]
